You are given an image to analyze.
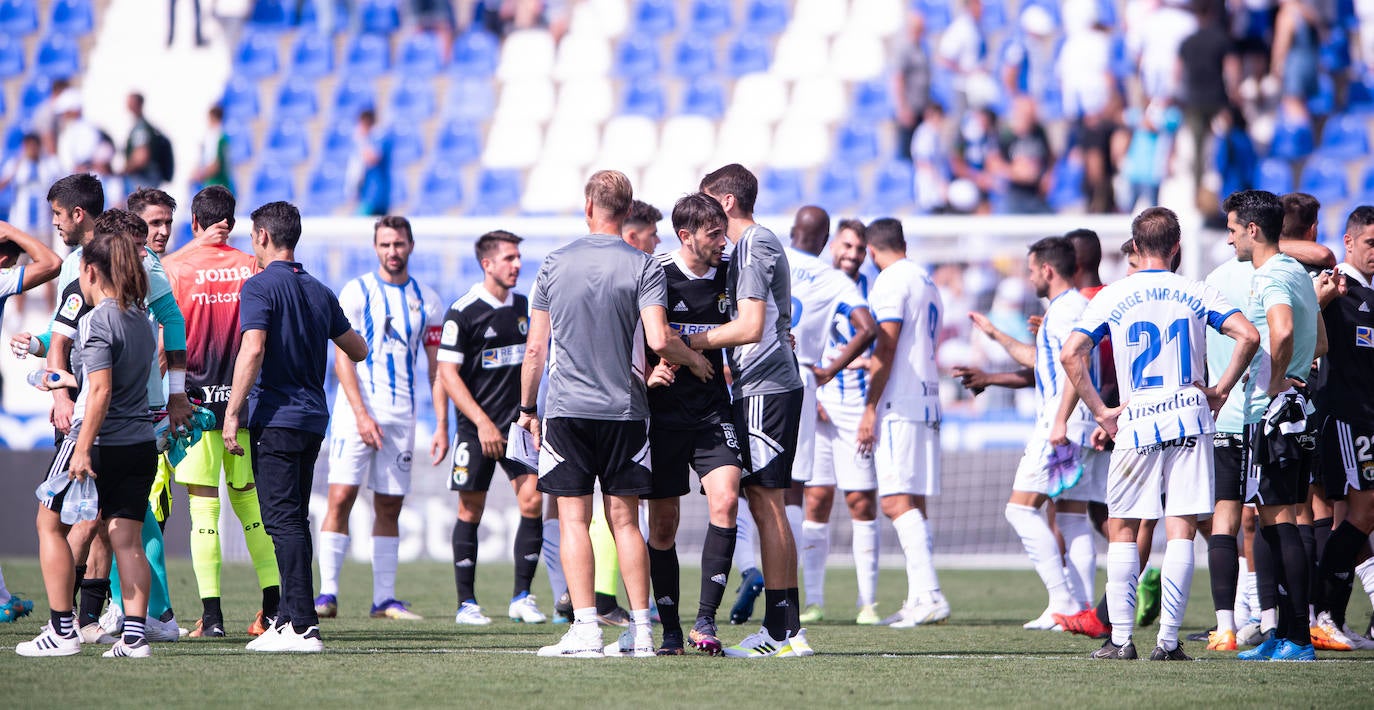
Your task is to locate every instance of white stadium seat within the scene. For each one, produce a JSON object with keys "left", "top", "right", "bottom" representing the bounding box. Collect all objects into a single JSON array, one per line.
[
  {"left": 497, "top": 29, "right": 556, "bottom": 81},
  {"left": 709, "top": 115, "right": 773, "bottom": 169},
  {"left": 844, "top": 0, "right": 904, "bottom": 38},
  {"left": 658, "top": 115, "right": 717, "bottom": 172},
  {"left": 640, "top": 160, "right": 699, "bottom": 213},
  {"left": 769, "top": 29, "right": 830, "bottom": 80},
  {"left": 790, "top": 0, "right": 848, "bottom": 38},
  {"left": 494, "top": 77, "right": 557, "bottom": 123},
  {"left": 769, "top": 117, "right": 830, "bottom": 169},
  {"left": 542, "top": 117, "right": 602, "bottom": 168},
  {"left": 555, "top": 77, "right": 615, "bottom": 124},
  {"left": 830, "top": 30, "right": 887, "bottom": 81},
  {"left": 727, "top": 73, "right": 789, "bottom": 124},
  {"left": 521, "top": 162, "right": 586, "bottom": 213},
  {"left": 598, "top": 115, "right": 659, "bottom": 170},
  {"left": 788, "top": 76, "right": 848, "bottom": 124},
  {"left": 568, "top": 0, "right": 629, "bottom": 39},
  {"left": 482, "top": 119, "right": 544, "bottom": 168},
  {"left": 553, "top": 32, "right": 612, "bottom": 81}
]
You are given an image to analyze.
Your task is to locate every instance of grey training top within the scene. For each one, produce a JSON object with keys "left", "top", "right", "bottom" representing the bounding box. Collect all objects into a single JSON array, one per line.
[
  {"left": 531, "top": 234, "right": 667, "bottom": 421},
  {"left": 75, "top": 299, "right": 156, "bottom": 445},
  {"left": 727, "top": 224, "right": 803, "bottom": 397}
]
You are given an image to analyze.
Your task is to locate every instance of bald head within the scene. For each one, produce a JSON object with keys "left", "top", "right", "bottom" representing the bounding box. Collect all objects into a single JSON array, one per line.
[{"left": 790, "top": 205, "right": 831, "bottom": 256}]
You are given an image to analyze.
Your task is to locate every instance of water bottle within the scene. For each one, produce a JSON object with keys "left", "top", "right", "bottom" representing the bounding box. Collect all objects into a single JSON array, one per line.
[
  {"left": 35, "top": 470, "right": 71, "bottom": 503},
  {"left": 60, "top": 477, "right": 99, "bottom": 525},
  {"left": 27, "top": 369, "right": 60, "bottom": 389},
  {"left": 152, "top": 410, "right": 172, "bottom": 452}
]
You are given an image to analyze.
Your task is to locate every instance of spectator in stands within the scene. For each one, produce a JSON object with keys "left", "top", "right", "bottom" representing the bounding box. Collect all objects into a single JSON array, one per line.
[
  {"left": 1213, "top": 104, "right": 1258, "bottom": 213},
  {"left": 1000, "top": 4, "right": 1057, "bottom": 106},
  {"left": 349, "top": 109, "right": 391, "bottom": 217},
  {"left": 193, "top": 105, "right": 234, "bottom": 194},
  {"left": 1121, "top": 99, "right": 1182, "bottom": 212},
  {"left": 996, "top": 97, "right": 1052, "bottom": 214},
  {"left": 55, "top": 90, "right": 111, "bottom": 176},
  {"left": 938, "top": 0, "right": 992, "bottom": 113},
  {"left": 911, "top": 104, "right": 950, "bottom": 214},
  {"left": 1178, "top": 4, "right": 1239, "bottom": 209},
  {"left": 1132, "top": 0, "right": 1198, "bottom": 102},
  {"left": 168, "top": 0, "right": 207, "bottom": 47},
  {"left": 1077, "top": 95, "right": 1125, "bottom": 214},
  {"left": 1055, "top": 1, "right": 1113, "bottom": 121},
  {"left": 0, "top": 134, "right": 63, "bottom": 241},
  {"left": 1271, "top": 0, "right": 1324, "bottom": 121},
  {"left": 124, "top": 93, "right": 169, "bottom": 191},
  {"left": 892, "top": 12, "right": 932, "bottom": 162},
  {"left": 29, "top": 78, "right": 71, "bottom": 158},
  {"left": 950, "top": 107, "right": 999, "bottom": 214}
]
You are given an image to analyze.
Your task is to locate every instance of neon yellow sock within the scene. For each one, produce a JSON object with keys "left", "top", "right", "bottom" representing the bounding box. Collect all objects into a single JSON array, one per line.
[
  {"left": 590, "top": 512, "right": 620, "bottom": 597},
  {"left": 188, "top": 494, "right": 223, "bottom": 599},
  {"left": 228, "top": 486, "right": 281, "bottom": 589}
]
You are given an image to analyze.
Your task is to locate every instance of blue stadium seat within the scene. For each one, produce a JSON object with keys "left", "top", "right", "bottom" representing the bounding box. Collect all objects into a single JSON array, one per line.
[
  {"left": 35, "top": 34, "right": 80, "bottom": 80},
  {"left": 389, "top": 77, "right": 435, "bottom": 121},
  {"left": 333, "top": 78, "right": 376, "bottom": 118},
  {"left": 235, "top": 33, "right": 280, "bottom": 79},
  {"left": 743, "top": 0, "right": 788, "bottom": 35},
  {"left": 814, "top": 162, "right": 859, "bottom": 210},
  {"left": 632, "top": 0, "right": 676, "bottom": 36},
  {"left": 728, "top": 34, "right": 771, "bottom": 76},
  {"left": 263, "top": 119, "right": 311, "bottom": 166},
  {"left": 252, "top": 163, "right": 296, "bottom": 206},
  {"left": 4, "top": 123, "right": 25, "bottom": 156},
  {"left": 247, "top": 0, "right": 292, "bottom": 28},
  {"left": 1048, "top": 155, "right": 1085, "bottom": 211},
  {"left": 445, "top": 77, "right": 495, "bottom": 121},
  {"left": 451, "top": 30, "right": 499, "bottom": 77},
  {"left": 389, "top": 169, "right": 409, "bottom": 212},
  {"left": 0, "top": 34, "right": 24, "bottom": 78},
  {"left": 1269, "top": 117, "right": 1314, "bottom": 160},
  {"left": 1321, "top": 28, "right": 1351, "bottom": 72},
  {"left": 358, "top": 0, "right": 400, "bottom": 35},
  {"left": 1298, "top": 156, "right": 1349, "bottom": 202},
  {"left": 320, "top": 119, "right": 356, "bottom": 161},
  {"left": 756, "top": 169, "right": 803, "bottom": 214},
  {"left": 435, "top": 120, "right": 481, "bottom": 165},
  {"left": 916, "top": 0, "right": 951, "bottom": 33},
  {"left": 304, "top": 161, "right": 348, "bottom": 215},
  {"left": 20, "top": 75, "right": 49, "bottom": 113},
  {"left": 275, "top": 77, "right": 319, "bottom": 121},
  {"left": 224, "top": 119, "right": 254, "bottom": 164},
  {"left": 1349, "top": 76, "right": 1374, "bottom": 114},
  {"left": 836, "top": 121, "right": 879, "bottom": 164},
  {"left": 617, "top": 35, "right": 661, "bottom": 77},
  {"left": 681, "top": 77, "right": 725, "bottom": 118},
  {"left": 0, "top": 0, "right": 38, "bottom": 35},
  {"left": 1318, "top": 114, "right": 1370, "bottom": 156},
  {"left": 388, "top": 122, "right": 424, "bottom": 167},
  {"left": 673, "top": 34, "right": 716, "bottom": 77},
  {"left": 1362, "top": 161, "right": 1374, "bottom": 196},
  {"left": 398, "top": 32, "right": 445, "bottom": 77},
  {"left": 222, "top": 76, "right": 261, "bottom": 122},
  {"left": 623, "top": 78, "right": 666, "bottom": 119},
  {"left": 869, "top": 160, "right": 916, "bottom": 213},
  {"left": 291, "top": 31, "right": 334, "bottom": 79},
  {"left": 852, "top": 78, "right": 891, "bottom": 121},
  {"left": 1096, "top": 0, "right": 1118, "bottom": 26},
  {"left": 1257, "top": 158, "right": 1294, "bottom": 194},
  {"left": 49, "top": 0, "right": 93, "bottom": 35},
  {"left": 344, "top": 33, "right": 390, "bottom": 78},
  {"left": 474, "top": 169, "right": 522, "bottom": 215},
  {"left": 414, "top": 165, "right": 465, "bottom": 215},
  {"left": 690, "top": 0, "right": 732, "bottom": 35}
]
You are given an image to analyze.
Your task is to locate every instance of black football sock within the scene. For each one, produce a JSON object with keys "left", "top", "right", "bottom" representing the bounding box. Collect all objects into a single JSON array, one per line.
[
  {"left": 1255, "top": 524, "right": 1281, "bottom": 632},
  {"left": 72, "top": 564, "right": 86, "bottom": 607},
  {"left": 595, "top": 592, "right": 619, "bottom": 616},
  {"left": 52, "top": 609, "right": 75, "bottom": 637},
  {"left": 1208, "top": 534, "right": 1240, "bottom": 613},
  {"left": 78, "top": 578, "right": 110, "bottom": 628},
  {"left": 452, "top": 520, "right": 479, "bottom": 604},
  {"left": 762, "top": 589, "right": 788, "bottom": 641},
  {"left": 1319, "top": 521, "right": 1365, "bottom": 627},
  {"left": 201, "top": 596, "right": 223, "bottom": 626},
  {"left": 512, "top": 516, "right": 543, "bottom": 598},
  {"left": 1095, "top": 593, "right": 1110, "bottom": 626},
  {"left": 697, "top": 524, "right": 735, "bottom": 622},
  {"left": 786, "top": 587, "right": 801, "bottom": 633},
  {"left": 1276, "top": 523, "right": 1311, "bottom": 646},
  {"left": 647, "top": 544, "right": 681, "bottom": 635},
  {"left": 262, "top": 585, "right": 280, "bottom": 621}
]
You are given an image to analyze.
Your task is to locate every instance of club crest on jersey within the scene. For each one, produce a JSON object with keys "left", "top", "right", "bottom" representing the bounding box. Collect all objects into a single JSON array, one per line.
[
  {"left": 1357, "top": 325, "right": 1373, "bottom": 349},
  {"left": 517, "top": 316, "right": 528, "bottom": 335},
  {"left": 717, "top": 294, "right": 729, "bottom": 313},
  {"left": 59, "top": 293, "right": 82, "bottom": 320},
  {"left": 441, "top": 321, "right": 459, "bottom": 346}
]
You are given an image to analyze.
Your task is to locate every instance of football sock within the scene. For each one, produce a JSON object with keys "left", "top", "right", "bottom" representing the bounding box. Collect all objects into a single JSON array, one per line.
[
  {"left": 1356, "top": 557, "right": 1374, "bottom": 613},
  {"left": 142, "top": 504, "right": 172, "bottom": 620},
  {"left": 800, "top": 520, "right": 829, "bottom": 608},
  {"left": 318, "top": 531, "right": 349, "bottom": 597},
  {"left": 1208, "top": 534, "right": 1239, "bottom": 631},
  {"left": 452, "top": 520, "right": 479, "bottom": 604},
  {"left": 1157, "top": 539, "right": 1194, "bottom": 652},
  {"left": 1233, "top": 558, "right": 1251, "bottom": 620},
  {"left": 647, "top": 544, "right": 681, "bottom": 634},
  {"left": 78, "top": 578, "right": 110, "bottom": 628},
  {"left": 228, "top": 486, "right": 280, "bottom": 589},
  {"left": 851, "top": 519, "right": 879, "bottom": 607},
  {"left": 73, "top": 564, "right": 85, "bottom": 608},
  {"left": 1106, "top": 542, "right": 1139, "bottom": 647},
  {"left": 1276, "top": 523, "right": 1311, "bottom": 645},
  {"left": 697, "top": 524, "right": 735, "bottom": 621},
  {"left": 201, "top": 596, "right": 223, "bottom": 626},
  {"left": 1255, "top": 524, "right": 1280, "bottom": 632},
  {"left": 513, "top": 516, "right": 543, "bottom": 598},
  {"left": 762, "top": 589, "right": 788, "bottom": 640},
  {"left": 1299, "top": 523, "right": 1317, "bottom": 625},
  {"left": 122, "top": 615, "right": 145, "bottom": 645},
  {"left": 262, "top": 586, "right": 280, "bottom": 620},
  {"left": 372, "top": 535, "right": 399, "bottom": 606},
  {"left": 1005, "top": 503, "right": 1073, "bottom": 609},
  {"left": 1319, "top": 521, "right": 1365, "bottom": 627},
  {"left": 188, "top": 494, "right": 222, "bottom": 599},
  {"left": 1058, "top": 512, "right": 1095, "bottom": 606},
  {"left": 595, "top": 593, "right": 619, "bottom": 616},
  {"left": 0, "top": 564, "right": 9, "bottom": 606},
  {"left": 1095, "top": 594, "right": 1109, "bottom": 625},
  {"left": 1245, "top": 569, "right": 1260, "bottom": 620},
  {"left": 590, "top": 513, "right": 620, "bottom": 598},
  {"left": 541, "top": 518, "right": 566, "bottom": 599},
  {"left": 734, "top": 498, "right": 758, "bottom": 572},
  {"left": 785, "top": 505, "right": 804, "bottom": 568},
  {"left": 572, "top": 607, "right": 596, "bottom": 627},
  {"left": 52, "top": 609, "right": 75, "bottom": 637},
  {"left": 892, "top": 508, "right": 939, "bottom": 606},
  {"left": 786, "top": 587, "right": 801, "bottom": 632}
]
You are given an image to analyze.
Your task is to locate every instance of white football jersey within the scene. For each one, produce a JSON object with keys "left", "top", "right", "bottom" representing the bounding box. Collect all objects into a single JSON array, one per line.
[
  {"left": 335, "top": 273, "right": 443, "bottom": 425},
  {"left": 1035, "top": 289, "right": 1096, "bottom": 445},
  {"left": 817, "top": 273, "right": 872, "bottom": 409},
  {"left": 786, "top": 246, "right": 866, "bottom": 367},
  {"left": 869, "top": 258, "right": 942, "bottom": 422}
]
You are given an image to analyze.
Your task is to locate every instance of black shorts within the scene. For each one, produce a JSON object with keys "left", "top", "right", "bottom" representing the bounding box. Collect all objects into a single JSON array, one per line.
[
  {"left": 537, "top": 417, "right": 651, "bottom": 497},
  {"left": 92, "top": 441, "right": 158, "bottom": 521},
  {"left": 40, "top": 437, "right": 77, "bottom": 514},
  {"left": 448, "top": 425, "right": 533, "bottom": 492},
  {"left": 645, "top": 420, "right": 743, "bottom": 500},
  {"left": 1213, "top": 432, "right": 1247, "bottom": 502},
  {"left": 1246, "top": 422, "right": 1315, "bottom": 507},
  {"left": 1320, "top": 416, "right": 1374, "bottom": 501},
  {"left": 733, "top": 388, "right": 804, "bottom": 490}
]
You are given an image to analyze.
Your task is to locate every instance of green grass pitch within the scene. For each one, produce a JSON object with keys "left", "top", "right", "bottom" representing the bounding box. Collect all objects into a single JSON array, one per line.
[{"left": 1, "top": 558, "right": 1371, "bottom": 709}]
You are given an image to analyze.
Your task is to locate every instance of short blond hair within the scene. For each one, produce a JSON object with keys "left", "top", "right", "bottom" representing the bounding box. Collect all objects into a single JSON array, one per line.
[{"left": 585, "top": 170, "right": 633, "bottom": 220}]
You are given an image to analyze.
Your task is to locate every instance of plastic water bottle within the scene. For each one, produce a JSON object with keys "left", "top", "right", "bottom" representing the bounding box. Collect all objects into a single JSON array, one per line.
[
  {"left": 35, "top": 471, "right": 71, "bottom": 503},
  {"left": 153, "top": 411, "right": 172, "bottom": 452},
  {"left": 60, "top": 477, "right": 99, "bottom": 525},
  {"left": 26, "top": 369, "right": 60, "bottom": 389}
]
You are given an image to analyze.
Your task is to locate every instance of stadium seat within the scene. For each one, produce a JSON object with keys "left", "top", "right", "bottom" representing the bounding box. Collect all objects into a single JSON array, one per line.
[
  {"left": 274, "top": 77, "right": 319, "bottom": 120},
  {"left": 554, "top": 32, "right": 612, "bottom": 80},
  {"left": 388, "top": 121, "right": 424, "bottom": 167},
  {"left": 599, "top": 116, "right": 658, "bottom": 169},
  {"left": 689, "top": 0, "right": 732, "bottom": 35},
  {"left": 554, "top": 77, "right": 614, "bottom": 123},
  {"left": 1348, "top": 75, "right": 1374, "bottom": 114},
  {"left": 844, "top": 0, "right": 902, "bottom": 38},
  {"left": 0, "top": 0, "right": 39, "bottom": 35},
  {"left": 831, "top": 30, "right": 885, "bottom": 80},
  {"left": 1048, "top": 155, "right": 1085, "bottom": 211},
  {"left": 0, "top": 34, "right": 25, "bottom": 78},
  {"left": 814, "top": 162, "right": 860, "bottom": 210},
  {"left": 770, "top": 118, "right": 830, "bottom": 169},
  {"left": 222, "top": 76, "right": 261, "bottom": 122},
  {"left": 389, "top": 77, "right": 436, "bottom": 121},
  {"left": 1317, "top": 114, "right": 1370, "bottom": 156},
  {"left": 673, "top": 34, "right": 716, "bottom": 78},
  {"left": 981, "top": 0, "right": 1008, "bottom": 32},
  {"left": 852, "top": 78, "right": 892, "bottom": 121},
  {"left": 304, "top": 161, "right": 348, "bottom": 216},
  {"left": 333, "top": 78, "right": 376, "bottom": 118},
  {"left": 20, "top": 75, "right": 49, "bottom": 113},
  {"left": 414, "top": 164, "right": 464, "bottom": 215},
  {"left": 869, "top": 160, "right": 916, "bottom": 213},
  {"left": 622, "top": 78, "right": 666, "bottom": 119},
  {"left": 1363, "top": 162, "right": 1374, "bottom": 195},
  {"left": 1299, "top": 156, "right": 1349, "bottom": 202},
  {"left": 398, "top": 32, "right": 445, "bottom": 77},
  {"left": 388, "top": 169, "right": 410, "bottom": 213},
  {"left": 790, "top": 77, "right": 846, "bottom": 124},
  {"left": 344, "top": 33, "right": 390, "bottom": 78},
  {"left": 290, "top": 31, "right": 334, "bottom": 79},
  {"left": 482, "top": 120, "right": 543, "bottom": 169},
  {"left": 728, "top": 74, "right": 788, "bottom": 123},
  {"left": 631, "top": 0, "right": 676, "bottom": 36},
  {"left": 728, "top": 34, "right": 772, "bottom": 76},
  {"left": 224, "top": 119, "right": 254, "bottom": 164},
  {"left": 541, "top": 118, "right": 600, "bottom": 167},
  {"left": 494, "top": 78, "right": 556, "bottom": 123},
  {"left": 435, "top": 120, "right": 481, "bottom": 165},
  {"left": 496, "top": 29, "right": 556, "bottom": 81},
  {"left": 247, "top": 0, "right": 291, "bottom": 29},
  {"left": 915, "top": 0, "right": 951, "bottom": 32},
  {"left": 835, "top": 120, "right": 879, "bottom": 164},
  {"left": 252, "top": 163, "right": 296, "bottom": 205},
  {"left": 791, "top": 0, "right": 846, "bottom": 38},
  {"left": 473, "top": 169, "right": 522, "bottom": 214},
  {"left": 1257, "top": 158, "right": 1294, "bottom": 194},
  {"left": 35, "top": 34, "right": 80, "bottom": 80},
  {"left": 710, "top": 116, "right": 772, "bottom": 167},
  {"left": 617, "top": 35, "right": 661, "bottom": 78},
  {"left": 452, "top": 30, "right": 500, "bottom": 77},
  {"left": 1269, "top": 115, "right": 1314, "bottom": 160},
  {"left": 1308, "top": 73, "right": 1336, "bottom": 117},
  {"left": 296, "top": 0, "right": 340, "bottom": 34},
  {"left": 521, "top": 162, "right": 585, "bottom": 214},
  {"left": 445, "top": 77, "right": 496, "bottom": 122},
  {"left": 263, "top": 119, "right": 311, "bottom": 166},
  {"left": 358, "top": 0, "right": 400, "bottom": 35},
  {"left": 639, "top": 160, "right": 698, "bottom": 211},
  {"left": 743, "top": 0, "right": 788, "bottom": 35},
  {"left": 681, "top": 77, "right": 725, "bottom": 118},
  {"left": 236, "top": 33, "right": 280, "bottom": 80},
  {"left": 756, "top": 169, "right": 804, "bottom": 214},
  {"left": 659, "top": 115, "right": 716, "bottom": 170},
  {"left": 319, "top": 119, "right": 356, "bottom": 161},
  {"left": 3, "top": 123, "right": 23, "bottom": 156},
  {"left": 49, "top": 0, "right": 93, "bottom": 36}
]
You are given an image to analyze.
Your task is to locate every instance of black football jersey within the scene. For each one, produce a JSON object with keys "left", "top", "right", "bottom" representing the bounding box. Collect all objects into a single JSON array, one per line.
[
  {"left": 1319, "top": 271, "right": 1374, "bottom": 422},
  {"left": 647, "top": 251, "right": 731, "bottom": 430},
  {"left": 436, "top": 285, "right": 529, "bottom": 430}
]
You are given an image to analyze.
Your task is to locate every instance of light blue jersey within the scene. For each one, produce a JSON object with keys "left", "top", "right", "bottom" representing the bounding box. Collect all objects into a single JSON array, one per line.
[
  {"left": 1205, "top": 258, "right": 1258, "bottom": 433},
  {"left": 1244, "top": 253, "right": 1319, "bottom": 416}
]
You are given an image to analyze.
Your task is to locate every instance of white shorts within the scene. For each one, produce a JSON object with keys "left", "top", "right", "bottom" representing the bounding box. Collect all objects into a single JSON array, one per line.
[
  {"left": 327, "top": 418, "right": 416, "bottom": 496},
  {"left": 874, "top": 415, "right": 940, "bottom": 498},
  {"left": 1060, "top": 447, "right": 1108, "bottom": 503},
  {"left": 791, "top": 368, "right": 818, "bottom": 484},
  {"left": 1106, "top": 435, "right": 1214, "bottom": 520},
  {"left": 809, "top": 402, "right": 877, "bottom": 491}
]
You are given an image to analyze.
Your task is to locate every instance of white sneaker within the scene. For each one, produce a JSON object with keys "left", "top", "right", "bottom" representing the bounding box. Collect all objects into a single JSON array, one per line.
[
  {"left": 1237, "top": 620, "right": 1264, "bottom": 646},
  {"left": 780, "top": 627, "right": 814, "bottom": 657},
  {"left": 508, "top": 594, "right": 547, "bottom": 624},
  {"left": 723, "top": 627, "right": 789, "bottom": 658},
  {"left": 245, "top": 623, "right": 282, "bottom": 651},
  {"left": 146, "top": 615, "right": 181, "bottom": 643},
  {"left": 102, "top": 638, "right": 152, "bottom": 658},
  {"left": 603, "top": 625, "right": 654, "bottom": 657},
  {"left": 79, "top": 622, "right": 117, "bottom": 644},
  {"left": 1023, "top": 606, "right": 1073, "bottom": 631},
  {"left": 15, "top": 623, "right": 82, "bottom": 657},
  {"left": 99, "top": 604, "right": 124, "bottom": 635},
  {"left": 1342, "top": 623, "right": 1374, "bottom": 650},
  {"left": 271, "top": 624, "right": 324, "bottom": 653},
  {"left": 455, "top": 601, "right": 493, "bottom": 626},
  {"left": 537, "top": 624, "right": 604, "bottom": 658},
  {"left": 884, "top": 595, "right": 950, "bottom": 628},
  {"left": 915, "top": 593, "right": 951, "bottom": 624}
]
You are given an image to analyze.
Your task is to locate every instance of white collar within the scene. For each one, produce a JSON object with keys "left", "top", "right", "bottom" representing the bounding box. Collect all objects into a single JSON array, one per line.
[
  {"left": 470, "top": 282, "right": 514, "bottom": 308},
  {"left": 672, "top": 250, "right": 715, "bottom": 281},
  {"left": 1337, "top": 262, "right": 1372, "bottom": 289}
]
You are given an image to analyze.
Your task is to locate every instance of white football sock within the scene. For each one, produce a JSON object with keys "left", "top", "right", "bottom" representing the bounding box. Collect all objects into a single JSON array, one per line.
[
  {"left": 318, "top": 531, "right": 349, "bottom": 597},
  {"left": 1245, "top": 570, "right": 1260, "bottom": 621},
  {"left": 542, "top": 519, "right": 566, "bottom": 599},
  {"left": 1217, "top": 609, "right": 1235, "bottom": 634},
  {"left": 1058, "top": 512, "right": 1095, "bottom": 606},
  {"left": 801, "top": 520, "right": 830, "bottom": 607},
  {"left": 1261, "top": 607, "right": 1277, "bottom": 634},
  {"left": 734, "top": 498, "right": 758, "bottom": 572},
  {"left": 1106, "top": 542, "right": 1139, "bottom": 647},
  {"left": 1005, "top": 503, "right": 1074, "bottom": 610},
  {"left": 1233, "top": 558, "right": 1251, "bottom": 620},
  {"left": 892, "top": 508, "right": 939, "bottom": 606},
  {"left": 785, "top": 505, "right": 804, "bottom": 566},
  {"left": 372, "top": 535, "right": 399, "bottom": 606},
  {"left": 851, "top": 519, "right": 880, "bottom": 607},
  {"left": 1156, "top": 539, "right": 1194, "bottom": 652},
  {"left": 1356, "top": 557, "right": 1374, "bottom": 609}
]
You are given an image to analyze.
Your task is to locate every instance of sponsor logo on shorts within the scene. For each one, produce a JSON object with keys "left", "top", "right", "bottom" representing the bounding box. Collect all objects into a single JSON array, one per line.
[
  {"left": 397, "top": 450, "right": 413, "bottom": 473},
  {"left": 720, "top": 422, "right": 739, "bottom": 450},
  {"left": 1139, "top": 436, "right": 1199, "bottom": 454}
]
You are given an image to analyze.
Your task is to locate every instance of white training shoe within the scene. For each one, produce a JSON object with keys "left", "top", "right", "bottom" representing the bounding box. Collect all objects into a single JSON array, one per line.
[
  {"left": 723, "top": 627, "right": 789, "bottom": 658},
  {"left": 1023, "top": 606, "right": 1073, "bottom": 631},
  {"left": 272, "top": 624, "right": 324, "bottom": 653},
  {"left": 102, "top": 638, "right": 152, "bottom": 658},
  {"left": 145, "top": 615, "right": 181, "bottom": 643},
  {"left": 15, "top": 623, "right": 82, "bottom": 657},
  {"left": 1341, "top": 623, "right": 1374, "bottom": 650},
  {"left": 537, "top": 624, "right": 604, "bottom": 658},
  {"left": 884, "top": 594, "right": 950, "bottom": 628},
  {"left": 79, "top": 622, "right": 118, "bottom": 644},
  {"left": 99, "top": 604, "right": 124, "bottom": 636},
  {"left": 780, "top": 627, "right": 814, "bottom": 657},
  {"left": 245, "top": 623, "right": 282, "bottom": 651},
  {"left": 508, "top": 594, "right": 547, "bottom": 624},
  {"left": 1237, "top": 620, "right": 1264, "bottom": 647},
  {"left": 455, "top": 601, "right": 493, "bottom": 626},
  {"left": 603, "top": 625, "right": 655, "bottom": 657}
]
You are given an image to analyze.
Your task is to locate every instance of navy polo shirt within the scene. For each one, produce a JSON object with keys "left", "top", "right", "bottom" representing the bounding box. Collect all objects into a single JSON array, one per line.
[{"left": 239, "top": 261, "right": 351, "bottom": 436}]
